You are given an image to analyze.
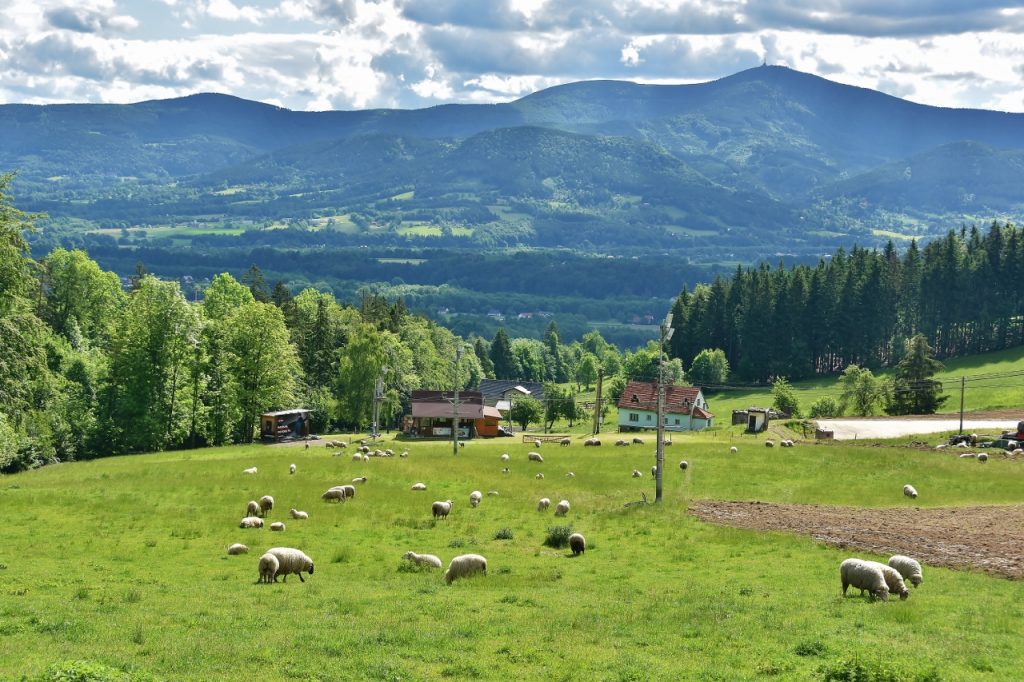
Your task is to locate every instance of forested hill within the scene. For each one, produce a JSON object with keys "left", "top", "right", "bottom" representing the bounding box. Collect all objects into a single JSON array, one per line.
[{"left": 7, "top": 65, "right": 1024, "bottom": 255}]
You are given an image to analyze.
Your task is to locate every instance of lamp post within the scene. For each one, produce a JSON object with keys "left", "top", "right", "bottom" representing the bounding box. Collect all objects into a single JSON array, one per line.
[
  {"left": 655, "top": 313, "right": 675, "bottom": 503},
  {"left": 451, "top": 345, "right": 464, "bottom": 456}
]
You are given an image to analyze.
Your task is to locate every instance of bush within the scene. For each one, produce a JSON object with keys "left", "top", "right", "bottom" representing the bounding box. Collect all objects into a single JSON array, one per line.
[
  {"left": 818, "top": 656, "right": 941, "bottom": 682},
  {"left": 493, "top": 528, "right": 514, "bottom": 540},
  {"left": 543, "top": 525, "right": 574, "bottom": 548},
  {"left": 36, "top": 660, "right": 156, "bottom": 682},
  {"left": 808, "top": 397, "right": 841, "bottom": 419}
]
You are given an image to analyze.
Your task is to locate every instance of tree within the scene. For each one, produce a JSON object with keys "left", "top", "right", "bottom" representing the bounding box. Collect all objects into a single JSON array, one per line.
[
  {"left": 687, "top": 348, "right": 729, "bottom": 387},
  {"left": 39, "top": 249, "right": 125, "bottom": 345},
  {"left": 885, "top": 334, "right": 948, "bottom": 415},
  {"left": 509, "top": 395, "right": 543, "bottom": 431},
  {"left": 771, "top": 377, "right": 800, "bottom": 418},
  {"left": 574, "top": 353, "right": 598, "bottom": 391},
  {"left": 489, "top": 328, "right": 517, "bottom": 380},
  {"left": 241, "top": 264, "right": 270, "bottom": 303},
  {"left": 808, "top": 396, "right": 840, "bottom": 418},
  {"left": 335, "top": 323, "right": 388, "bottom": 429},
  {"left": 473, "top": 337, "right": 495, "bottom": 378},
  {"left": 203, "top": 273, "right": 254, "bottom": 322},
  {"left": 838, "top": 364, "right": 882, "bottom": 416}
]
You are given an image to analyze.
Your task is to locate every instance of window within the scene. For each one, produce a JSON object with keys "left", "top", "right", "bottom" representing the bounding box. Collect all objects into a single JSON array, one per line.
[
  {"left": 674, "top": 418, "right": 680, "bottom": 425},
  {"left": 628, "top": 413, "right": 639, "bottom": 421},
  {"left": 646, "top": 414, "right": 652, "bottom": 421}
]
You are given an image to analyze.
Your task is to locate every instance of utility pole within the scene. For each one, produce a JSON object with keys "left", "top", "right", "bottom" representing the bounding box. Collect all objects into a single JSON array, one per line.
[
  {"left": 372, "top": 366, "right": 388, "bottom": 440},
  {"left": 959, "top": 375, "right": 965, "bottom": 435},
  {"left": 450, "top": 345, "right": 464, "bottom": 456},
  {"left": 655, "top": 313, "right": 675, "bottom": 504},
  {"left": 593, "top": 367, "right": 604, "bottom": 435}
]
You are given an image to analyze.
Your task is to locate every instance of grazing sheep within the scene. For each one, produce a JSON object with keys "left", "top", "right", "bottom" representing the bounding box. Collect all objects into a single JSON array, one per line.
[
  {"left": 528, "top": 452, "right": 544, "bottom": 463},
  {"left": 258, "top": 552, "right": 279, "bottom": 583},
  {"left": 352, "top": 476, "right": 368, "bottom": 483},
  {"left": 321, "top": 488, "right": 346, "bottom": 502},
  {"left": 325, "top": 441, "right": 334, "bottom": 449},
  {"left": 764, "top": 440, "right": 775, "bottom": 448},
  {"left": 265, "top": 547, "right": 314, "bottom": 583},
  {"left": 400, "top": 450, "right": 409, "bottom": 458},
  {"left": 560, "top": 437, "right": 571, "bottom": 446},
  {"left": 432, "top": 500, "right": 453, "bottom": 520},
  {"left": 336, "top": 442, "right": 347, "bottom": 449},
  {"left": 501, "top": 467, "right": 510, "bottom": 474},
  {"left": 903, "top": 484, "right": 918, "bottom": 499},
  {"left": 730, "top": 446, "right": 738, "bottom": 453},
  {"left": 243, "top": 467, "right": 258, "bottom": 475},
  {"left": 959, "top": 453, "right": 977, "bottom": 459},
  {"left": 862, "top": 560, "right": 909, "bottom": 600},
  {"left": 679, "top": 460, "right": 688, "bottom": 470},
  {"left": 227, "top": 543, "right": 249, "bottom": 555},
  {"left": 840, "top": 558, "right": 889, "bottom": 601},
  {"left": 888, "top": 555, "right": 924, "bottom": 588},
  {"left": 270, "top": 521, "right": 285, "bottom": 532},
  {"left": 978, "top": 452, "right": 988, "bottom": 462},
  {"left": 459, "top": 441, "right": 465, "bottom": 449},
  {"left": 469, "top": 491, "right": 482, "bottom": 507},
  {"left": 340, "top": 485, "right": 356, "bottom": 499},
  {"left": 554, "top": 499, "right": 570, "bottom": 517},
  {"left": 533, "top": 439, "right": 542, "bottom": 448},
  {"left": 246, "top": 500, "right": 260, "bottom": 517},
  {"left": 402, "top": 551, "right": 443, "bottom": 569},
  {"left": 537, "top": 497, "right": 551, "bottom": 512},
  {"left": 487, "top": 490, "right": 499, "bottom": 496},
  {"left": 239, "top": 516, "right": 264, "bottom": 529},
  {"left": 305, "top": 443, "right": 309, "bottom": 450},
  {"left": 632, "top": 469, "right": 642, "bottom": 478},
  {"left": 258, "top": 495, "right": 274, "bottom": 517},
  {"left": 359, "top": 445, "right": 370, "bottom": 454},
  {"left": 385, "top": 448, "right": 394, "bottom": 457},
  {"left": 566, "top": 471, "right": 575, "bottom": 478},
  {"left": 781, "top": 439, "right": 794, "bottom": 447},
  {"left": 935, "top": 443, "right": 948, "bottom": 450},
  {"left": 651, "top": 465, "right": 657, "bottom": 478},
  {"left": 632, "top": 437, "right": 645, "bottom": 445},
  {"left": 615, "top": 439, "right": 630, "bottom": 447},
  {"left": 411, "top": 483, "right": 427, "bottom": 491},
  {"left": 584, "top": 438, "right": 601, "bottom": 447},
  {"left": 568, "top": 533, "right": 586, "bottom": 556},
  {"left": 363, "top": 455, "right": 370, "bottom": 462},
  {"left": 289, "top": 509, "right": 308, "bottom": 520},
  {"left": 289, "top": 463, "right": 296, "bottom": 475},
  {"left": 444, "top": 554, "right": 487, "bottom": 584},
  {"left": 535, "top": 473, "right": 545, "bottom": 480},
  {"left": 500, "top": 453, "right": 510, "bottom": 461},
  {"left": 352, "top": 453, "right": 363, "bottom": 462}
]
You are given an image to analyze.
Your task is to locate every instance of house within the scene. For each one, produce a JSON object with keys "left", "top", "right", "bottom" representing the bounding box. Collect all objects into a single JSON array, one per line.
[
  {"left": 260, "top": 409, "right": 312, "bottom": 442},
  {"left": 616, "top": 381, "right": 713, "bottom": 432},
  {"left": 407, "top": 390, "right": 504, "bottom": 438},
  {"left": 478, "top": 379, "right": 545, "bottom": 414},
  {"left": 731, "top": 407, "right": 774, "bottom": 432}
]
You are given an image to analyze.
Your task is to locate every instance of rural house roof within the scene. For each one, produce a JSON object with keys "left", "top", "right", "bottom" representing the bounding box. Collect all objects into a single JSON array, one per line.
[
  {"left": 617, "top": 381, "right": 707, "bottom": 415},
  {"left": 478, "top": 379, "right": 545, "bottom": 405},
  {"left": 411, "top": 390, "right": 484, "bottom": 419}
]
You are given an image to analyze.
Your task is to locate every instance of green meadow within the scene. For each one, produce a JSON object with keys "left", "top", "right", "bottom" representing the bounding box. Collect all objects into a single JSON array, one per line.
[{"left": 3, "top": 432, "right": 1024, "bottom": 681}]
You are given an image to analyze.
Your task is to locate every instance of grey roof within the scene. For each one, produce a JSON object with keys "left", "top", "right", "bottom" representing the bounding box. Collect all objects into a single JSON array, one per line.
[{"left": 478, "top": 379, "right": 545, "bottom": 405}]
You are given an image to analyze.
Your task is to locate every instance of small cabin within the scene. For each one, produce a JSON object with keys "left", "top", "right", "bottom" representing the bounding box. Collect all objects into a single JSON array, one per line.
[
  {"left": 732, "top": 407, "right": 770, "bottom": 433},
  {"left": 261, "top": 409, "right": 312, "bottom": 442}
]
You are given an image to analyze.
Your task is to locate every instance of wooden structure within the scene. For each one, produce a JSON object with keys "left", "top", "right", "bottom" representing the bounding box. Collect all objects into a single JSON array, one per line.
[
  {"left": 407, "top": 390, "right": 505, "bottom": 439},
  {"left": 261, "top": 409, "right": 312, "bottom": 442},
  {"left": 616, "top": 381, "right": 713, "bottom": 432}
]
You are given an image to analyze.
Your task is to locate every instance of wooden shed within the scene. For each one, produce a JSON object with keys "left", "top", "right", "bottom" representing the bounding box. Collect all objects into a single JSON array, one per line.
[{"left": 261, "top": 409, "right": 312, "bottom": 442}]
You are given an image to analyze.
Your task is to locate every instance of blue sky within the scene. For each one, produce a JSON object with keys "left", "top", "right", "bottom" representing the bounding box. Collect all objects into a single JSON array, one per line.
[{"left": 1, "top": 0, "right": 1022, "bottom": 112}]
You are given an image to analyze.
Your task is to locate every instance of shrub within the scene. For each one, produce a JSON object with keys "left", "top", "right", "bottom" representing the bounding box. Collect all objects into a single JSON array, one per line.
[
  {"left": 493, "top": 528, "right": 514, "bottom": 540},
  {"left": 808, "top": 397, "right": 841, "bottom": 419},
  {"left": 36, "top": 660, "right": 156, "bottom": 682},
  {"left": 543, "top": 525, "right": 574, "bottom": 548}
]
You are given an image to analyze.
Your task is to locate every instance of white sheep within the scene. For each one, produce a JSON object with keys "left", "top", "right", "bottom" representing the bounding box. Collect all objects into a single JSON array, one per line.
[
  {"left": 289, "top": 463, "right": 296, "bottom": 475},
  {"left": 444, "top": 554, "right": 487, "bottom": 584},
  {"left": 289, "top": 508, "right": 308, "bottom": 520},
  {"left": 336, "top": 484, "right": 355, "bottom": 499},
  {"left": 764, "top": 440, "right": 775, "bottom": 448},
  {"left": 352, "top": 453, "right": 363, "bottom": 462},
  {"left": 243, "top": 467, "right": 258, "bottom": 475},
  {"left": 501, "top": 467, "right": 510, "bottom": 474},
  {"left": 469, "top": 491, "right": 482, "bottom": 507},
  {"left": 402, "top": 551, "right": 442, "bottom": 569},
  {"left": 239, "top": 516, "right": 264, "bottom": 529},
  {"left": 400, "top": 450, "right": 409, "bottom": 458},
  {"left": 554, "top": 499, "right": 570, "bottom": 517},
  {"left": 559, "top": 437, "right": 571, "bottom": 446},
  {"left": 246, "top": 500, "right": 260, "bottom": 517},
  {"left": 258, "top": 552, "right": 279, "bottom": 583},
  {"left": 566, "top": 472, "right": 575, "bottom": 478},
  {"left": 265, "top": 547, "right": 314, "bottom": 582},
  {"left": 730, "top": 446, "right": 738, "bottom": 453},
  {"left": 535, "top": 473, "right": 545, "bottom": 479},
  {"left": 903, "top": 484, "right": 918, "bottom": 499},
  {"left": 411, "top": 482, "right": 427, "bottom": 491},
  {"left": 432, "top": 500, "right": 453, "bottom": 519},
  {"left": 568, "top": 532, "right": 586, "bottom": 556},
  {"left": 632, "top": 437, "right": 645, "bottom": 445},
  {"left": 887, "top": 555, "right": 923, "bottom": 588},
  {"left": 258, "top": 495, "right": 274, "bottom": 517},
  {"left": 651, "top": 465, "right": 657, "bottom": 478},
  {"left": 863, "top": 560, "right": 909, "bottom": 600},
  {"left": 615, "top": 439, "right": 630, "bottom": 447},
  {"left": 227, "top": 543, "right": 249, "bottom": 555},
  {"left": 487, "top": 490, "right": 499, "bottom": 496},
  {"left": 632, "top": 469, "right": 642, "bottom": 478},
  {"left": 977, "top": 452, "right": 988, "bottom": 462},
  {"left": 959, "top": 453, "right": 976, "bottom": 459},
  {"left": 537, "top": 497, "right": 551, "bottom": 512},
  {"left": 679, "top": 460, "right": 688, "bottom": 470},
  {"left": 321, "top": 488, "right": 346, "bottom": 502},
  {"left": 528, "top": 452, "right": 544, "bottom": 463},
  {"left": 534, "top": 439, "right": 542, "bottom": 448},
  {"left": 352, "top": 476, "right": 368, "bottom": 483},
  {"left": 363, "top": 455, "right": 370, "bottom": 462},
  {"left": 839, "top": 558, "right": 889, "bottom": 601},
  {"left": 270, "top": 521, "right": 285, "bottom": 532},
  {"left": 584, "top": 438, "right": 601, "bottom": 447},
  {"left": 500, "top": 453, "right": 510, "bottom": 461}
]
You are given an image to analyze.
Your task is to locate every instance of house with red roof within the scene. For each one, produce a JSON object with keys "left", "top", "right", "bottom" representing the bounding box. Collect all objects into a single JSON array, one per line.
[{"left": 616, "top": 380, "right": 714, "bottom": 432}]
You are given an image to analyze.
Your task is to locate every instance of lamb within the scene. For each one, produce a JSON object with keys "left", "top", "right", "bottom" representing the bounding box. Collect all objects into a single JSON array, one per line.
[
  {"left": 258, "top": 552, "right": 279, "bottom": 583},
  {"left": 554, "top": 499, "right": 570, "bottom": 517},
  {"left": 568, "top": 532, "right": 586, "bottom": 556},
  {"left": 764, "top": 440, "right": 775, "bottom": 448},
  {"left": 243, "top": 467, "right": 258, "bottom": 475},
  {"left": 246, "top": 500, "right": 260, "bottom": 517},
  {"left": 535, "top": 473, "right": 545, "bottom": 479},
  {"left": 411, "top": 482, "right": 427, "bottom": 491},
  {"left": 352, "top": 453, "right": 363, "bottom": 462},
  {"left": 500, "top": 453, "right": 510, "bottom": 461},
  {"left": 501, "top": 467, "right": 510, "bottom": 474},
  {"left": 227, "top": 543, "right": 249, "bottom": 555},
  {"left": 730, "top": 446, "right": 738, "bottom": 453},
  {"left": 537, "top": 497, "right": 551, "bottom": 512},
  {"left": 863, "top": 560, "right": 910, "bottom": 600},
  {"left": 839, "top": 558, "right": 889, "bottom": 601},
  {"left": 270, "top": 521, "right": 285, "bottom": 532},
  {"left": 977, "top": 452, "right": 988, "bottom": 462},
  {"left": 321, "top": 488, "right": 346, "bottom": 502},
  {"left": 402, "top": 551, "right": 442, "bottom": 569},
  {"left": 258, "top": 495, "right": 274, "bottom": 517},
  {"left": 903, "top": 484, "right": 918, "bottom": 499},
  {"left": 400, "top": 450, "right": 409, "bottom": 458},
  {"left": 469, "top": 491, "right": 482, "bottom": 507},
  {"left": 432, "top": 500, "right": 453, "bottom": 519},
  {"left": 289, "top": 463, "right": 296, "bottom": 475},
  {"left": 487, "top": 490, "right": 499, "bottom": 496},
  {"left": 615, "top": 439, "right": 630, "bottom": 447},
  {"left": 887, "top": 555, "right": 924, "bottom": 588},
  {"left": 679, "top": 460, "right": 688, "bottom": 470},
  {"left": 363, "top": 455, "right": 370, "bottom": 462},
  {"left": 289, "top": 509, "right": 308, "bottom": 520},
  {"left": 584, "top": 438, "right": 601, "bottom": 447},
  {"left": 239, "top": 516, "right": 264, "bottom": 528},
  {"left": 528, "top": 451, "right": 544, "bottom": 462},
  {"left": 559, "top": 437, "right": 571, "bottom": 446},
  {"left": 444, "top": 554, "right": 487, "bottom": 584},
  {"left": 352, "top": 476, "right": 368, "bottom": 483},
  {"left": 265, "top": 547, "right": 314, "bottom": 583},
  {"left": 566, "top": 472, "right": 575, "bottom": 478},
  {"left": 631, "top": 469, "right": 642, "bottom": 478},
  {"left": 632, "top": 437, "right": 645, "bottom": 445}
]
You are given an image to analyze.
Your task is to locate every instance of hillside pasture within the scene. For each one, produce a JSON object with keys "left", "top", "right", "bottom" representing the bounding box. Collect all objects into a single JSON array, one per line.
[{"left": 2, "top": 435, "right": 1023, "bottom": 680}]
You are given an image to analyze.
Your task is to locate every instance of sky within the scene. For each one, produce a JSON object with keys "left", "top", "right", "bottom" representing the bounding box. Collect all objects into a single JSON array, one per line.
[{"left": 1, "top": 0, "right": 1023, "bottom": 112}]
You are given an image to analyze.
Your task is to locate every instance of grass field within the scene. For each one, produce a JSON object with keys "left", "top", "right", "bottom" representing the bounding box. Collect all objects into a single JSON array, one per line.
[{"left": 3, "top": 431, "right": 1023, "bottom": 681}]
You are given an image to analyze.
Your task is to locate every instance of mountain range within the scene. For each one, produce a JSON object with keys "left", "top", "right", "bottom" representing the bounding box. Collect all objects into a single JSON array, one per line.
[{"left": 5, "top": 65, "right": 1024, "bottom": 256}]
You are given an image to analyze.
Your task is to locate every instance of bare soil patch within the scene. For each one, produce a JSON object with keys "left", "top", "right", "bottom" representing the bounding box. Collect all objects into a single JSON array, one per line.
[{"left": 690, "top": 500, "right": 1024, "bottom": 579}]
